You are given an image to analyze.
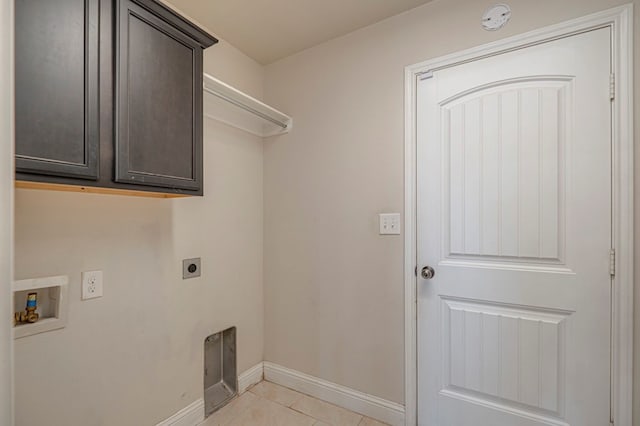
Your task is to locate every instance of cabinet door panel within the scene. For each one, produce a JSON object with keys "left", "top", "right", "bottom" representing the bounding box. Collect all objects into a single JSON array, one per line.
[
  {"left": 15, "top": 0, "right": 99, "bottom": 179},
  {"left": 116, "top": 0, "right": 203, "bottom": 191}
]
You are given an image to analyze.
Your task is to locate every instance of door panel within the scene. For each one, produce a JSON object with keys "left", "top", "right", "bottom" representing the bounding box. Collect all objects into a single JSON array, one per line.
[
  {"left": 115, "top": 0, "right": 203, "bottom": 191},
  {"left": 441, "top": 297, "right": 568, "bottom": 413},
  {"left": 417, "top": 28, "right": 611, "bottom": 426},
  {"left": 15, "top": 0, "right": 100, "bottom": 179},
  {"left": 444, "top": 79, "right": 567, "bottom": 263}
]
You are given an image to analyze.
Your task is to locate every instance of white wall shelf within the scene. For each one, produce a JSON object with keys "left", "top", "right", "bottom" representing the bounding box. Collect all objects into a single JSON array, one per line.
[
  {"left": 203, "top": 73, "right": 292, "bottom": 137},
  {"left": 13, "top": 275, "right": 69, "bottom": 339}
]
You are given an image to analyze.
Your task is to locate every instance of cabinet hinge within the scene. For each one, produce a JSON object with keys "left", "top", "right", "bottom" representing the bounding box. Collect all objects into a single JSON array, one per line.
[
  {"left": 609, "top": 249, "right": 616, "bottom": 277},
  {"left": 610, "top": 73, "right": 615, "bottom": 101}
]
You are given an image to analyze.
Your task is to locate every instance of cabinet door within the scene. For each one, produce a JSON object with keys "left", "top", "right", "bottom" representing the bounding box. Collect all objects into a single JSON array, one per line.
[
  {"left": 115, "top": 0, "right": 203, "bottom": 191},
  {"left": 15, "top": 0, "right": 100, "bottom": 179}
]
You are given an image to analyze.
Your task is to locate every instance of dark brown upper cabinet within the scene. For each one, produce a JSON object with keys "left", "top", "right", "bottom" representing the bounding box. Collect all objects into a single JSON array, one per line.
[
  {"left": 15, "top": 0, "right": 100, "bottom": 180},
  {"left": 115, "top": 0, "right": 210, "bottom": 191},
  {"left": 15, "top": 0, "right": 217, "bottom": 197}
]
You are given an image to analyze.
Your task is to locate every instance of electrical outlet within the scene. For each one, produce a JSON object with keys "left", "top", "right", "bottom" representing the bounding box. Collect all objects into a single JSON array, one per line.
[
  {"left": 82, "top": 270, "right": 103, "bottom": 300},
  {"left": 182, "top": 258, "right": 201, "bottom": 279},
  {"left": 379, "top": 213, "right": 401, "bottom": 235}
]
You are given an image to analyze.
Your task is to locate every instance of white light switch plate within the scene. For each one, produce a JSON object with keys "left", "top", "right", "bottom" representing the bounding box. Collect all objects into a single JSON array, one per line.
[
  {"left": 379, "top": 213, "right": 401, "bottom": 235},
  {"left": 81, "top": 270, "right": 103, "bottom": 300}
]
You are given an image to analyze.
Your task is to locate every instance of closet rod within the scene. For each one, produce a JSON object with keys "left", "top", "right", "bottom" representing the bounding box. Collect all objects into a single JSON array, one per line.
[{"left": 203, "top": 85, "right": 289, "bottom": 130}]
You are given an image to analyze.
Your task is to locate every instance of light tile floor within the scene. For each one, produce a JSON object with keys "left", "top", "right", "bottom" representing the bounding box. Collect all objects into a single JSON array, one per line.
[{"left": 200, "top": 381, "right": 389, "bottom": 426}]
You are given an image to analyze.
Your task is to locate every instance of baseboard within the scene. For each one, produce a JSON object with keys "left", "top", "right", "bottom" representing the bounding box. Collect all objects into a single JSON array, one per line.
[
  {"left": 156, "top": 398, "right": 204, "bottom": 426},
  {"left": 263, "top": 362, "right": 405, "bottom": 426},
  {"left": 156, "top": 362, "right": 264, "bottom": 426},
  {"left": 238, "top": 362, "right": 264, "bottom": 394},
  {"left": 156, "top": 362, "right": 405, "bottom": 426}
]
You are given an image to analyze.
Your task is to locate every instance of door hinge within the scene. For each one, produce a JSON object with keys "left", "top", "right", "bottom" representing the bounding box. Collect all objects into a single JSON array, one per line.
[
  {"left": 610, "top": 73, "right": 615, "bottom": 101},
  {"left": 418, "top": 70, "right": 434, "bottom": 81},
  {"left": 609, "top": 249, "right": 616, "bottom": 277}
]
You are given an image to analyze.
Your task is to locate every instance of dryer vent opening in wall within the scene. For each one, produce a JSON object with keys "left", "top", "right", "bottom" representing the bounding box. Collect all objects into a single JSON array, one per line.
[{"left": 204, "top": 327, "right": 237, "bottom": 418}]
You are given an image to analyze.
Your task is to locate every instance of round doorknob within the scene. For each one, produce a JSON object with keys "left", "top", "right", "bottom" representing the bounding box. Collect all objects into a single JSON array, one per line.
[{"left": 421, "top": 266, "right": 435, "bottom": 280}]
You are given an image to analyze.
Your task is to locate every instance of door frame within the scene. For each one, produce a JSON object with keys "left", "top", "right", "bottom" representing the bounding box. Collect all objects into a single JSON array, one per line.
[
  {"left": 403, "top": 5, "right": 634, "bottom": 426},
  {"left": 0, "top": 0, "right": 14, "bottom": 424}
]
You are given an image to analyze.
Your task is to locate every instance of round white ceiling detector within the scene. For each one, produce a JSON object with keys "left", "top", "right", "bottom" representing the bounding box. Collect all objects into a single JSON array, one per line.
[{"left": 482, "top": 4, "right": 511, "bottom": 31}]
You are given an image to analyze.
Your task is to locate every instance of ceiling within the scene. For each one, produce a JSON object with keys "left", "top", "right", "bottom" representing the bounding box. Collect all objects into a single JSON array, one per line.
[{"left": 166, "top": 0, "right": 434, "bottom": 65}]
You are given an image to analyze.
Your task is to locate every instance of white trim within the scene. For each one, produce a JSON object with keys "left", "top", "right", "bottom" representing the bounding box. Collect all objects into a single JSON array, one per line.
[
  {"left": 0, "top": 0, "right": 14, "bottom": 424},
  {"left": 609, "top": 6, "right": 634, "bottom": 426},
  {"left": 156, "top": 399, "right": 204, "bottom": 426},
  {"left": 238, "top": 362, "right": 264, "bottom": 394},
  {"left": 403, "top": 5, "right": 634, "bottom": 426},
  {"left": 403, "top": 53, "right": 418, "bottom": 426},
  {"left": 263, "top": 362, "right": 405, "bottom": 426}
]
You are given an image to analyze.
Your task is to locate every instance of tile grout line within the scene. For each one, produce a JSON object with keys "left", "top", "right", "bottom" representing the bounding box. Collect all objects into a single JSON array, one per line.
[
  {"left": 223, "top": 392, "right": 318, "bottom": 426},
  {"left": 218, "top": 393, "right": 264, "bottom": 426},
  {"left": 248, "top": 381, "right": 306, "bottom": 409},
  {"left": 287, "top": 398, "right": 364, "bottom": 426},
  {"left": 239, "top": 381, "right": 385, "bottom": 426},
  {"left": 248, "top": 383, "right": 320, "bottom": 425}
]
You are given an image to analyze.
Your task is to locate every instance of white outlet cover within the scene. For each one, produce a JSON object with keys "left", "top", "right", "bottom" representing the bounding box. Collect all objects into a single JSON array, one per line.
[
  {"left": 379, "top": 213, "right": 401, "bottom": 235},
  {"left": 81, "top": 270, "right": 103, "bottom": 300}
]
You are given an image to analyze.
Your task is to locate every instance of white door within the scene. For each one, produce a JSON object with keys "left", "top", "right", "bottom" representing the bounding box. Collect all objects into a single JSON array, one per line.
[{"left": 417, "top": 28, "right": 612, "bottom": 426}]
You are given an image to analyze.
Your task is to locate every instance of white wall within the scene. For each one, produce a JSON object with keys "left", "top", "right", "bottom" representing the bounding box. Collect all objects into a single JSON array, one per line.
[
  {"left": 263, "top": 0, "right": 640, "bottom": 416},
  {"left": 0, "top": 0, "right": 14, "bottom": 425},
  {"left": 13, "top": 40, "right": 264, "bottom": 426}
]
